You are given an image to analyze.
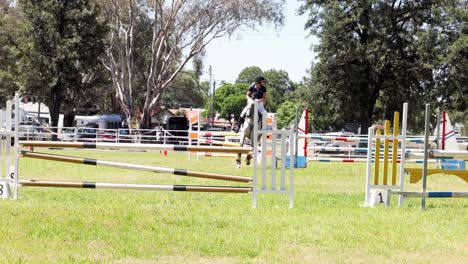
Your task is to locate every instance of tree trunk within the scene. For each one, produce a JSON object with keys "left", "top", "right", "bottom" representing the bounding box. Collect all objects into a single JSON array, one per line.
[
  {"left": 140, "top": 108, "right": 152, "bottom": 129},
  {"left": 48, "top": 100, "right": 61, "bottom": 141},
  {"left": 360, "top": 83, "right": 380, "bottom": 133},
  {"left": 63, "top": 109, "right": 75, "bottom": 127}
]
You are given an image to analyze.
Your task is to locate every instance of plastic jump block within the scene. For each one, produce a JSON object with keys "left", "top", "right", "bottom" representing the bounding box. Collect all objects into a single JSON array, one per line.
[{"left": 405, "top": 168, "right": 468, "bottom": 183}]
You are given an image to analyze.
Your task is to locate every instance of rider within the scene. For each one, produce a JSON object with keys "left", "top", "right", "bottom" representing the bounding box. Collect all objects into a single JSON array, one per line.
[
  {"left": 247, "top": 75, "right": 267, "bottom": 113},
  {"left": 236, "top": 76, "right": 268, "bottom": 132}
]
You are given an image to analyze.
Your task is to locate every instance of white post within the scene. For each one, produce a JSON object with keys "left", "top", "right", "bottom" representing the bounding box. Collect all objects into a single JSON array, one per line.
[
  {"left": 13, "top": 94, "right": 20, "bottom": 199},
  {"left": 365, "top": 127, "right": 374, "bottom": 206},
  {"left": 289, "top": 125, "right": 295, "bottom": 209},
  {"left": 188, "top": 121, "right": 192, "bottom": 160},
  {"left": 421, "top": 104, "right": 430, "bottom": 210},
  {"left": 5, "top": 100, "right": 11, "bottom": 185},
  {"left": 0, "top": 109, "right": 3, "bottom": 180},
  {"left": 398, "top": 103, "right": 408, "bottom": 206},
  {"left": 197, "top": 109, "right": 201, "bottom": 160},
  {"left": 261, "top": 110, "right": 267, "bottom": 190},
  {"left": 271, "top": 118, "right": 277, "bottom": 190},
  {"left": 280, "top": 133, "right": 287, "bottom": 190},
  {"left": 252, "top": 102, "right": 259, "bottom": 208}
]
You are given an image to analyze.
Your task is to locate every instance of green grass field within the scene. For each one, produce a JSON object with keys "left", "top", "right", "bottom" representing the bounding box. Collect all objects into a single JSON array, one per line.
[{"left": 1, "top": 149, "right": 467, "bottom": 263}]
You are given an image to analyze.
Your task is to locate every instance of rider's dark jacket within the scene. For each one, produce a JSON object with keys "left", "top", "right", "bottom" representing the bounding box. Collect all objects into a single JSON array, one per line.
[{"left": 248, "top": 84, "right": 267, "bottom": 100}]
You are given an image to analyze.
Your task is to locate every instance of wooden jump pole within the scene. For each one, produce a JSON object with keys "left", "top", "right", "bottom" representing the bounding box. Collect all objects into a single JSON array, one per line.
[
  {"left": 21, "top": 151, "right": 252, "bottom": 183},
  {"left": 19, "top": 141, "right": 252, "bottom": 154},
  {"left": 19, "top": 180, "right": 251, "bottom": 193}
]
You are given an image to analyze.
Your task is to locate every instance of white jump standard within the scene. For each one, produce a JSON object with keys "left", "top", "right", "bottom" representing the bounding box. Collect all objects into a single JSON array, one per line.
[
  {"left": 365, "top": 103, "right": 467, "bottom": 209},
  {"left": 389, "top": 104, "right": 468, "bottom": 209}
]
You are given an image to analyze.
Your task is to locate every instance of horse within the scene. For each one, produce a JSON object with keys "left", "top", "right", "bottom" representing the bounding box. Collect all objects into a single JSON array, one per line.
[{"left": 235, "top": 100, "right": 262, "bottom": 168}]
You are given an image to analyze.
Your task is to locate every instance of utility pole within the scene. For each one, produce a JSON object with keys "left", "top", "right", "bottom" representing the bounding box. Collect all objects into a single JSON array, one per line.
[
  {"left": 212, "top": 80, "right": 216, "bottom": 128},
  {"left": 209, "top": 65, "right": 213, "bottom": 128}
]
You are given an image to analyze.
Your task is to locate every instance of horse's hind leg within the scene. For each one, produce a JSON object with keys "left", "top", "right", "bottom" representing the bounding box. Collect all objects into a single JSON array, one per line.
[
  {"left": 245, "top": 153, "right": 252, "bottom": 165},
  {"left": 236, "top": 153, "right": 241, "bottom": 169}
]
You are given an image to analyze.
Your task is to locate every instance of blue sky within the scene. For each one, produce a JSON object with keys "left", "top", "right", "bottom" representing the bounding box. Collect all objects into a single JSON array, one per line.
[{"left": 201, "top": 0, "right": 318, "bottom": 85}]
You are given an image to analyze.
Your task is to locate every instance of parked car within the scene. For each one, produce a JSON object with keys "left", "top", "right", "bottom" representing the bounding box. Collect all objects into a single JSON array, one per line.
[
  {"left": 324, "top": 132, "right": 357, "bottom": 148},
  {"left": 59, "top": 128, "right": 78, "bottom": 141},
  {"left": 99, "top": 130, "right": 118, "bottom": 142},
  {"left": 77, "top": 128, "right": 97, "bottom": 142},
  {"left": 117, "top": 129, "right": 133, "bottom": 143}
]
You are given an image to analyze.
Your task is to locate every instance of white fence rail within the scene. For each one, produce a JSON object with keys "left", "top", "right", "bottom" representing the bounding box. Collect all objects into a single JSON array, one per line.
[{"left": 16, "top": 125, "right": 237, "bottom": 146}]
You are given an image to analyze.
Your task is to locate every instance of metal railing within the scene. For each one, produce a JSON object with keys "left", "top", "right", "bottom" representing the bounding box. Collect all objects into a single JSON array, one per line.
[{"left": 16, "top": 126, "right": 191, "bottom": 145}]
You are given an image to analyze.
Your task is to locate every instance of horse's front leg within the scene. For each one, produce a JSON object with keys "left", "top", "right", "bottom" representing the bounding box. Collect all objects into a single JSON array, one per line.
[
  {"left": 236, "top": 153, "right": 241, "bottom": 169},
  {"left": 247, "top": 132, "right": 262, "bottom": 166}
]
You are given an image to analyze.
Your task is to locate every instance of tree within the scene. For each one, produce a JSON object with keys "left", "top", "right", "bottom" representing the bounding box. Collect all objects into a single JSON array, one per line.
[
  {"left": 276, "top": 101, "right": 305, "bottom": 130},
  {"left": 236, "top": 66, "right": 263, "bottom": 84},
  {"left": 18, "top": 0, "right": 107, "bottom": 132},
  {"left": 206, "top": 83, "right": 248, "bottom": 127},
  {"left": 263, "top": 69, "right": 295, "bottom": 112},
  {"left": 440, "top": 1, "right": 468, "bottom": 116},
  {"left": 236, "top": 66, "right": 296, "bottom": 112},
  {"left": 0, "top": 1, "right": 21, "bottom": 106},
  {"left": 299, "top": 0, "right": 466, "bottom": 131},
  {"left": 161, "top": 72, "right": 209, "bottom": 108},
  {"left": 61, "top": 62, "right": 112, "bottom": 126},
  {"left": 101, "top": 0, "right": 284, "bottom": 129}
]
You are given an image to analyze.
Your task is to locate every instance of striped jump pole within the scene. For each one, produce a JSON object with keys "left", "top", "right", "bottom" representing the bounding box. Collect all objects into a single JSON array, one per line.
[
  {"left": 302, "top": 134, "right": 432, "bottom": 144},
  {"left": 308, "top": 146, "right": 424, "bottom": 154},
  {"left": 21, "top": 151, "right": 252, "bottom": 183},
  {"left": 197, "top": 139, "right": 240, "bottom": 147},
  {"left": 302, "top": 135, "right": 366, "bottom": 142},
  {"left": 19, "top": 141, "right": 252, "bottom": 154},
  {"left": 19, "top": 180, "right": 251, "bottom": 193},
  {"left": 199, "top": 132, "right": 241, "bottom": 137},
  {"left": 392, "top": 191, "right": 468, "bottom": 198},
  {"left": 390, "top": 191, "right": 468, "bottom": 199},
  {"left": 307, "top": 145, "right": 424, "bottom": 158},
  {"left": 428, "top": 150, "right": 468, "bottom": 160},
  {"left": 194, "top": 152, "right": 239, "bottom": 158},
  {"left": 308, "top": 157, "right": 434, "bottom": 163}
]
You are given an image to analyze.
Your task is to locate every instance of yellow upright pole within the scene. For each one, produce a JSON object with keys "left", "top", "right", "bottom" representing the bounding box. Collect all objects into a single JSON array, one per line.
[
  {"left": 392, "top": 112, "right": 400, "bottom": 186},
  {"left": 383, "top": 120, "right": 390, "bottom": 185},
  {"left": 374, "top": 130, "right": 381, "bottom": 185}
]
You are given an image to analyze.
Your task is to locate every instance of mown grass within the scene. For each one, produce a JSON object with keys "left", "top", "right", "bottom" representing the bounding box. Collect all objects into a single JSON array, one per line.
[{"left": 0, "top": 149, "right": 466, "bottom": 263}]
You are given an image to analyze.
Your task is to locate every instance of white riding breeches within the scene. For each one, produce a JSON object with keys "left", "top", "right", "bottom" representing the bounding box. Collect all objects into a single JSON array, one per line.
[{"left": 257, "top": 102, "right": 265, "bottom": 113}]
